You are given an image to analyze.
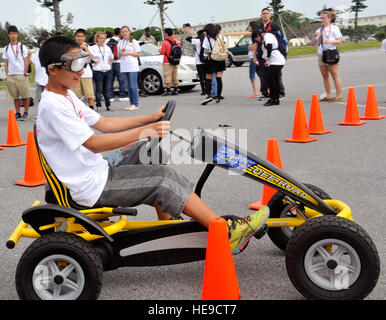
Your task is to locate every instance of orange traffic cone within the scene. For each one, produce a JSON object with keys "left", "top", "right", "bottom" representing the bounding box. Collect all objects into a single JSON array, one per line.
[
  {"left": 285, "top": 99, "right": 318, "bottom": 143},
  {"left": 249, "top": 138, "right": 283, "bottom": 210},
  {"left": 201, "top": 217, "right": 241, "bottom": 300},
  {"left": 14, "top": 131, "right": 46, "bottom": 187},
  {"left": 308, "top": 94, "right": 332, "bottom": 135},
  {"left": 0, "top": 109, "right": 27, "bottom": 147},
  {"left": 360, "top": 86, "right": 385, "bottom": 120},
  {"left": 339, "top": 88, "right": 366, "bottom": 126}
]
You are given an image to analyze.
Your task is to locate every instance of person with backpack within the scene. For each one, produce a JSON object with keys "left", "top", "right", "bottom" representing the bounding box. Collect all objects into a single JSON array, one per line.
[
  {"left": 186, "top": 29, "right": 206, "bottom": 95},
  {"left": 254, "top": 8, "right": 286, "bottom": 99},
  {"left": 2, "top": 25, "right": 31, "bottom": 120},
  {"left": 159, "top": 28, "right": 182, "bottom": 96},
  {"left": 117, "top": 26, "right": 141, "bottom": 111},
  {"left": 252, "top": 28, "right": 285, "bottom": 106},
  {"left": 72, "top": 29, "right": 95, "bottom": 110},
  {"left": 201, "top": 24, "right": 227, "bottom": 105},
  {"left": 106, "top": 27, "right": 127, "bottom": 102}
]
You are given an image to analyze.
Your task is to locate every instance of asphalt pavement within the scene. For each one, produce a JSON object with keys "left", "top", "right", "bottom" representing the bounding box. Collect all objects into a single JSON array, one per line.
[{"left": 0, "top": 48, "right": 385, "bottom": 300}]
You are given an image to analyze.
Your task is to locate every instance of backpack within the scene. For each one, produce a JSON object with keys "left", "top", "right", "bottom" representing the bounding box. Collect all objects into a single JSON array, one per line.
[
  {"left": 6, "top": 43, "right": 32, "bottom": 73},
  {"left": 211, "top": 36, "right": 228, "bottom": 61},
  {"left": 199, "top": 36, "right": 211, "bottom": 64},
  {"left": 106, "top": 38, "right": 119, "bottom": 60},
  {"left": 166, "top": 39, "right": 182, "bottom": 65},
  {"left": 271, "top": 30, "right": 288, "bottom": 59}
]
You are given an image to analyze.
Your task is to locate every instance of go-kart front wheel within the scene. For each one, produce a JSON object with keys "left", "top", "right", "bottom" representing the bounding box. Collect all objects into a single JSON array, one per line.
[
  {"left": 285, "top": 216, "right": 380, "bottom": 300},
  {"left": 267, "top": 183, "right": 333, "bottom": 251},
  {"left": 15, "top": 232, "right": 103, "bottom": 300}
]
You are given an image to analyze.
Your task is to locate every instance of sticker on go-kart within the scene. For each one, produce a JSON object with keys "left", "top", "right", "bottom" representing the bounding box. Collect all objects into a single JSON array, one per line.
[
  {"left": 244, "top": 165, "right": 318, "bottom": 205},
  {"left": 213, "top": 144, "right": 257, "bottom": 170},
  {"left": 214, "top": 144, "right": 318, "bottom": 205}
]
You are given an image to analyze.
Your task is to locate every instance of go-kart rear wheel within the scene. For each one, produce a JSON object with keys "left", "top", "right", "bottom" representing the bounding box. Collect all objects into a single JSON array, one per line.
[
  {"left": 266, "top": 183, "right": 332, "bottom": 251},
  {"left": 15, "top": 232, "right": 103, "bottom": 300},
  {"left": 285, "top": 216, "right": 380, "bottom": 300}
]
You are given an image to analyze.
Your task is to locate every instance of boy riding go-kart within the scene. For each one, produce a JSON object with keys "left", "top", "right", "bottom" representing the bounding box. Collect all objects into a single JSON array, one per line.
[{"left": 7, "top": 36, "right": 380, "bottom": 300}]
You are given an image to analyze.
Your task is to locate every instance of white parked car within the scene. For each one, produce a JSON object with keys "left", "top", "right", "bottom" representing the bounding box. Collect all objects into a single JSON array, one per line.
[{"left": 115, "top": 43, "right": 199, "bottom": 95}]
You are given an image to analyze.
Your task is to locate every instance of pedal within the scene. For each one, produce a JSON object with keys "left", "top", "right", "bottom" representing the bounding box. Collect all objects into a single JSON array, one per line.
[{"left": 254, "top": 224, "right": 269, "bottom": 239}]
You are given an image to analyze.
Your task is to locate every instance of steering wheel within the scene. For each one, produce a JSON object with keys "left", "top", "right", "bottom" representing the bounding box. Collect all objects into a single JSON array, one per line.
[{"left": 161, "top": 99, "right": 176, "bottom": 122}]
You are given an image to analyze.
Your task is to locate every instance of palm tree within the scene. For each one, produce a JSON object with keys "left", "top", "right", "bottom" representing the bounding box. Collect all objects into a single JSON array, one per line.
[
  {"left": 350, "top": 0, "right": 368, "bottom": 42},
  {"left": 144, "top": 0, "right": 174, "bottom": 39}
]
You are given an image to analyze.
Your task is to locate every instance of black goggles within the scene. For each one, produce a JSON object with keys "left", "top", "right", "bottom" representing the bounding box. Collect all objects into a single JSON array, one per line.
[{"left": 48, "top": 51, "right": 90, "bottom": 72}]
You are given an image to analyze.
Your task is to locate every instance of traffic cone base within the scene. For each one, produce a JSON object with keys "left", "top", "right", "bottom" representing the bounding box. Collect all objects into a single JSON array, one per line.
[
  {"left": 339, "top": 88, "right": 367, "bottom": 126},
  {"left": 308, "top": 94, "right": 332, "bottom": 135},
  {"left": 286, "top": 99, "right": 318, "bottom": 143},
  {"left": 0, "top": 109, "right": 26, "bottom": 147},
  {"left": 201, "top": 217, "right": 241, "bottom": 300},
  {"left": 14, "top": 131, "right": 46, "bottom": 187},
  {"left": 360, "top": 85, "right": 385, "bottom": 120}
]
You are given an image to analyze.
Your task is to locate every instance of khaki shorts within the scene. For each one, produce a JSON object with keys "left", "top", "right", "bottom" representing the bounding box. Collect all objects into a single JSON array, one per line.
[
  {"left": 318, "top": 54, "right": 339, "bottom": 67},
  {"left": 71, "top": 77, "right": 95, "bottom": 99},
  {"left": 6, "top": 74, "right": 30, "bottom": 100},
  {"left": 163, "top": 64, "right": 179, "bottom": 86}
]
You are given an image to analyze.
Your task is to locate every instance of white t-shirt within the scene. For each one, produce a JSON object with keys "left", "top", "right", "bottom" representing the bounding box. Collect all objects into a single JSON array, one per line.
[
  {"left": 117, "top": 39, "right": 141, "bottom": 73},
  {"left": 262, "top": 33, "right": 285, "bottom": 66},
  {"left": 81, "top": 43, "right": 93, "bottom": 78},
  {"left": 2, "top": 42, "right": 28, "bottom": 75},
  {"left": 36, "top": 89, "right": 109, "bottom": 207},
  {"left": 315, "top": 25, "right": 342, "bottom": 55},
  {"left": 89, "top": 44, "right": 114, "bottom": 72},
  {"left": 191, "top": 38, "right": 203, "bottom": 65},
  {"left": 31, "top": 50, "right": 48, "bottom": 86},
  {"left": 381, "top": 39, "right": 386, "bottom": 53},
  {"left": 202, "top": 36, "right": 216, "bottom": 58},
  {"left": 248, "top": 39, "right": 255, "bottom": 59}
]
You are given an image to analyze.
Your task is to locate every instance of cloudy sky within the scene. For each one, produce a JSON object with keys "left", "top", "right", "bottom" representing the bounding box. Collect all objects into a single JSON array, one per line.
[{"left": 1, "top": 0, "right": 385, "bottom": 32}]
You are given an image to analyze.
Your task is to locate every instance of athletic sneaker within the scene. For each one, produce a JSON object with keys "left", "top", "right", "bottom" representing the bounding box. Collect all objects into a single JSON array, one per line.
[
  {"left": 248, "top": 94, "right": 259, "bottom": 98},
  {"left": 119, "top": 97, "right": 130, "bottom": 102},
  {"left": 227, "top": 206, "right": 269, "bottom": 255},
  {"left": 124, "top": 105, "right": 139, "bottom": 111},
  {"left": 15, "top": 112, "right": 22, "bottom": 121},
  {"left": 201, "top": 96, "right": 213, "bottom": 105},
  {"left": 20, "top": 112, "right": 29, "bottom": 121}
]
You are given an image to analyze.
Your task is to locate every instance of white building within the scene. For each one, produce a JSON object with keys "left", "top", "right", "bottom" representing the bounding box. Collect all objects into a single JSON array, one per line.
[{"left": 336, "top": 14, "right": 386, "bottom": 28}]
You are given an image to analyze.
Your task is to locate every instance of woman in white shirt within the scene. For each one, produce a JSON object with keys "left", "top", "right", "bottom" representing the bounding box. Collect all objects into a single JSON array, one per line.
[
  {"left": 90, "top": 31, "right": 114, "bottom": 111},
  {"left": 118, "top": 26, "right": 141, "bottom": 111},
  {"left": 311, "top": 11, "right": 343, "bottom": 102},
  {"left": 252, "top": 29, "right": 285, "bottom": 106}
]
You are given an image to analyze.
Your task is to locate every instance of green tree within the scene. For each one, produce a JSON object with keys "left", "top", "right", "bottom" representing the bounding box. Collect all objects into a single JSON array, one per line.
[
  {"left": 350, "top": 0, "right": 368, "bottom": 42},
  {"left": 144, "top": 0, "right": 174, "bottom": 39},
  {"left": 36, "top": 0, "right": 63, "bottom": 32}
]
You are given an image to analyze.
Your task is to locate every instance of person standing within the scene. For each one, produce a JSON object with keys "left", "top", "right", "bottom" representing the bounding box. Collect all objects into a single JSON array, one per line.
[
  {"left": 201, "top": 24, "right": 226, "bottom": 105},
  {"left": 30, "top": 36, "right": 48, "bottom": 105},
  {"left": 89, "top": 31, "right": 114, "bottom": 111},
  {"left": 254, "top": 8, "right": 285, "bottom": 99},
  {"left": 382, "top": 37, "right": 386, "bottom": 53},
  {"left": 2, "top": 25, "right": 31, "bottom": 120},
  {"left": 73, "top": 29, "right": 95, "bottom": 110},
  {"left": 181, "top": 23, "right": 195, "bottom": 57},
  {"left": 247, "top": 21, "right": 260, "bottom": 98},
  {"left": 252, "top": 28, "right": 285, "bottom": 106},
  {"left": 118, "top": 26, "right": 141, "bottom": 111},
  {"left": 106, "top": 27, "right": 127, "bottom": 102},
  {"left": 139, "top": 27, "right": 157, "bottom": 45},
  {"left": 311, "top": 11, "right": 343, "bottom": 102},
  {"left": 187, "top": 30, "right": 206, "bottom": 95},
  {"left": 160, "top": 28, "right": 181, "bottom": 96}
]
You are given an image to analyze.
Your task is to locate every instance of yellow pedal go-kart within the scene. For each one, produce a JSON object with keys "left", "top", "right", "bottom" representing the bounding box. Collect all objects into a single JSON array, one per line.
[{"left": 7, "top": 100, "right": 380, "bottom": 300}]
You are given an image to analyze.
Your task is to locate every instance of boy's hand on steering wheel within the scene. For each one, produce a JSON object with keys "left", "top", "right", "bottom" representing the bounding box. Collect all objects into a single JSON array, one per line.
[
  {"left": 142, "top": 121, "right": 171, "bottom": 140},
  {"left": 152, "top": 105, "right": 166, "bottom": 122}
]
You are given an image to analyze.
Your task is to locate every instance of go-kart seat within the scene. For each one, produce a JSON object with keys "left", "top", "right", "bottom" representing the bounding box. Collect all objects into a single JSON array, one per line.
[{"left": 33, "top": 125, "right": 136, "bottom": 213}]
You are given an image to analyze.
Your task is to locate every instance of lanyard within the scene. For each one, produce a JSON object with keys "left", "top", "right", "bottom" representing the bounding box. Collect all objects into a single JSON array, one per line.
[
  {"left": 323, "top": 25, "right": 332, "bottom": 39},
  {"left": 10, "top": 42, "right": 20, "bottom": 59},
  {"left": 263, "top": 22, "right": 272, "bottom": 33},
  {"left": 45, "top": 85, "right": 82, "bottom": 119},
  {"left": 98, "top": 45, "right": 105, "bottom": 62}
]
